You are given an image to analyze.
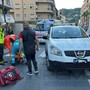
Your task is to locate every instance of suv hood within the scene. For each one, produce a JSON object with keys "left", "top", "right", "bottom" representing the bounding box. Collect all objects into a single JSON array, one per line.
[{"left": 51, "top": 38, "right": 90, "bottom": 50}]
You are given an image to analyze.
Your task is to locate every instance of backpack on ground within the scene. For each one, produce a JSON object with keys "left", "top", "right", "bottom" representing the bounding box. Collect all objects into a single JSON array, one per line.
[{"left": 0, "top": 66, "right": 22, "bottom": 86}]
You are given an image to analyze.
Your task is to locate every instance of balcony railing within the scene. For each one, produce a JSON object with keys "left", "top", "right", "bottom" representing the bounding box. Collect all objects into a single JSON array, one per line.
[
  {"left": 36, "top": 8, "right": 55, "bottom": 14},
  {"left": 0, "top": 0, "right": 13, "bottom": 8},
  {"left": 36, "top": 0, "right": 54, "bottom": 2},
  {"left": 36, "top": 0, "right": 55, "bottom": 5}
]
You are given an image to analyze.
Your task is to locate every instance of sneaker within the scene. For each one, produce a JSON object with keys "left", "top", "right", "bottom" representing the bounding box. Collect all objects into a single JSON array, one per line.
[
  {"left": 35, "top": 70, "right": 39, "bottom": 74},
  {"left": 27, "top": 72, "right": 33, "bottom": 76},
  {"left": 0, "top": 61, "right": 5, "bottom": 65},
  {"left": 4, "top": 61, "right": 8, "bottom": 63}
]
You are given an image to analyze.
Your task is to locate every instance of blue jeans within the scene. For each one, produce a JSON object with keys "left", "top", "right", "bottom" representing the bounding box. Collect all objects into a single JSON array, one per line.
[{"left": 11, "top": 41, "right": 27, "bottom": 64}]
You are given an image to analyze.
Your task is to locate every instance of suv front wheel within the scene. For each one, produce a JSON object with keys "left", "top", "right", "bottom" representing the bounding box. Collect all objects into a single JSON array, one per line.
[{"left": 46, "top": 57, "right": 53, "bottom": 71}]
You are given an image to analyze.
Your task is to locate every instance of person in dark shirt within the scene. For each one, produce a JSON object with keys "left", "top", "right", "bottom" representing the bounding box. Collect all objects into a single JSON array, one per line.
[{"left": 19, "top": 22, "right": 39, "bottom": 75}]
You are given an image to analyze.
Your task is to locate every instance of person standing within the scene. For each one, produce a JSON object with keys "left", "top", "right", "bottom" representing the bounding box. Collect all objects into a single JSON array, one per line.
[
  {"left": 0, "top": 23, "right": 6, "bottom": 65},
  {"left": 19, "top": 22, "right": 39, "bottom": 75}
]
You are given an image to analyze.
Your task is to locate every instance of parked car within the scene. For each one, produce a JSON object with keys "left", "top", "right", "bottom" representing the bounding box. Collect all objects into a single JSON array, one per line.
[{"left": 43, "top": 26, "right": 90, "bottom": 70}]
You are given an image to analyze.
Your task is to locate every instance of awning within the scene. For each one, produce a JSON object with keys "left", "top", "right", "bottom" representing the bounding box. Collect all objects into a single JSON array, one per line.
[{"left": 0, "top": 14, "right": 15, "bottom": 23}]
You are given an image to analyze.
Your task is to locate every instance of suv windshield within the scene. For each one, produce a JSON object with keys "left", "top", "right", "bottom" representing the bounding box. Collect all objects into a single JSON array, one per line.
[{"left": 51, "top": 26, "right": 88, "bottom": 39}]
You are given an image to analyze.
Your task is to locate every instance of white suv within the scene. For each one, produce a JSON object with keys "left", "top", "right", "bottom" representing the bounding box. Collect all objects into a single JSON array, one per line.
[{"left": 43, "top": 26, "right": 90, "bottom": 70}]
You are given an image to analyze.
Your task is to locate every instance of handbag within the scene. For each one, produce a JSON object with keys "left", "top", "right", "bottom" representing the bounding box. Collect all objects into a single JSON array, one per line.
[{"left": 0, "top": 66, "right": 22, "bottom": 86}]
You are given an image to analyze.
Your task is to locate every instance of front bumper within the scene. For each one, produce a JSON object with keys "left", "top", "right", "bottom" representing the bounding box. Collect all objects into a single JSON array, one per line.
[{"left": 49, "top": 60, "right": 90, "bottom": 70}]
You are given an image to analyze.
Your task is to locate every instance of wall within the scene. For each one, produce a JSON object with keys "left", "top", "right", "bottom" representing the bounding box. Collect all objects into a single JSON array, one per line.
[{"left": 12, "top": 23, "right": 23, "bottom": 36}]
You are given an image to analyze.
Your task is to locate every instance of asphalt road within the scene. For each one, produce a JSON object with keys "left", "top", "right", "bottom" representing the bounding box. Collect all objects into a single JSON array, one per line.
[{"left": 0, "top": 44, "right": 90, "bottom": 90}]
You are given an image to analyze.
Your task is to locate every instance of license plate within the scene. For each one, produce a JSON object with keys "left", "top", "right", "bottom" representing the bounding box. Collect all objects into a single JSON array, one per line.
[{"left": 73, "top": 59, "right": 87, "bottom": 63}]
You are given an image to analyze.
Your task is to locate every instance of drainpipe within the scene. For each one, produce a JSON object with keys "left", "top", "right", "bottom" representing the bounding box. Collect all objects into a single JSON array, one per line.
[
  {"left": 2, "top": 0, "right": 6, "bottom": 23},
  {"left": 22, "top": 0, "right": 24, "bottom": 29}
]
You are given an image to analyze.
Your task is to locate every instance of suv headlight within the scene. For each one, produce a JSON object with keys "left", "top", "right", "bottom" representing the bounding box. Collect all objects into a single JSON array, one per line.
[{"left": 50, "top": 46, "right": 62, "bottom": 56}]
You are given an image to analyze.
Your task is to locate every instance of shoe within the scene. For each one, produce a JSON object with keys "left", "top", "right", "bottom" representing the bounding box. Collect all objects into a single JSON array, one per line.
[
  {"left": 0, "top": 63, "right": 5, "bottom": 65},
  {"left": 4, "top": 61, "right": 8, "bottom": 63},
  {"left": 27, "top": 72, "right": 33, "bottom": 76},
  {"left": 35, "top": 70, "right": 39, "bottom": 74},
  {"left": 0, "top": 61, "right": 5, "bottom": 65}
]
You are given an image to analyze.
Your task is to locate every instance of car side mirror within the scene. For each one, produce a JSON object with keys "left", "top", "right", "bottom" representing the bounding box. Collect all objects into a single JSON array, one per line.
[{"left": 43, "top": 36, "right": 48, "bottom": 39}]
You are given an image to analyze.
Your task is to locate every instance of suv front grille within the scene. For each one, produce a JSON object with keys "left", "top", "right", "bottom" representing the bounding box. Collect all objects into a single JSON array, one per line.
[{"left": 64, "top": 50, "right": 90, "bottom": 57}]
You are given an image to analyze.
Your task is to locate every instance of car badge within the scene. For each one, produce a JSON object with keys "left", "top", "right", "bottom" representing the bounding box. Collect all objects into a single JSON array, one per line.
[{"left": 74, "top": 51, "right": 86, "bottom": 59}]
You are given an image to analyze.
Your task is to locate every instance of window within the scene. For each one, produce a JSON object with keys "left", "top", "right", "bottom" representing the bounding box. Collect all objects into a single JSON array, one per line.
[
  {"left": 30, "top": 14, "right": 35, "bottom": 18},
  {"left": 51, "top": 27, "right": 88, "bottom": 39},
  {"left": 5, "top": 0, "right": 11, "bottom": 6},
  {"left": 24, "top": 4, "right": 26, "bottom": 9},
  {"left": 15, "top": 3, "right": 20, "bottom": 9},
  {"left": 24, "top": 14, "right": 26, "bottom": 18},
  {"left": 16, "top": 14, "right": 20, "bottom": 19},
  {"left": 30, "top": 4, "right": 35, "bottom": 9}
]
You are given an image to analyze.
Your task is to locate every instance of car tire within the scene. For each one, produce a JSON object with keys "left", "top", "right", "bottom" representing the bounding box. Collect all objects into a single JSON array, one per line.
[
  {"left": 46, "top": 57, "right": 53, "bottom": 71},
  {"left": 45, "top": 48, "right": 53, "bottom": 71}
]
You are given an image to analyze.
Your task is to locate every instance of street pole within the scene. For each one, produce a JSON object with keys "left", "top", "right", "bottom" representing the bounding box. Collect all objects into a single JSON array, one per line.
[
  {"left": 22, "top": 0, "right": 24, "bottom": 22},
  {"left": 22, "top": 0, "right": 24, "bottom": 28},
  {"left": 2, "top": 0, "right": 6, "bottom": 23}
]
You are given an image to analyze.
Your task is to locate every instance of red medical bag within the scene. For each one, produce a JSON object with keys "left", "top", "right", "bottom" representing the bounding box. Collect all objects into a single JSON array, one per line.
[{"left": 0, "top": 66, "right": 22, "bottom": 86}]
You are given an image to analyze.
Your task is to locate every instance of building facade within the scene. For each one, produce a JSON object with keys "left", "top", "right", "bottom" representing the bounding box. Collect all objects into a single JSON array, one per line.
[
  {"left": 36, "top": 0, "right": 56, "bottom": 20},
  {"left": 80, "top": 0, "right": 90, "bottom": 30},
  {"left": 10, "top": 0, "right": 57, "bottom": 23},
  {"left": 0, "top": 0, "right": 14, "bottom": 23},
  {"left": 57, "top": 10, "right": 66, "bottom": 24}
]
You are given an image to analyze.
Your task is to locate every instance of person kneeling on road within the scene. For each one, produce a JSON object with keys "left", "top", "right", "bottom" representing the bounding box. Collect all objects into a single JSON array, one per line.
[{"left": 11, "top": 39, "right": 27, "bottom": 65}]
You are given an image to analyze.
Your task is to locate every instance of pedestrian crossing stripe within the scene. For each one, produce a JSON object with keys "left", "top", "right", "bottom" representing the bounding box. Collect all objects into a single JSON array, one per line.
[
  {"left": 39, "top": 51, "right": 46, "bottom": 58},
  {"left": 4, "top": 51, "right": 46, "bottom": 57},
  {"left": 88, "top": 79, "right": 90, "bottom": 86}
]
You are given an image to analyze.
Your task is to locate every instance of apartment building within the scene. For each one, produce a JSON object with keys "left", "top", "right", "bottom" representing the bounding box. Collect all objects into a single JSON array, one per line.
[
  {"left": 36, "top": 0, "right": 57, "bottom": 20},
  {"left": 80, "top": 0, "right": 90, "bottom": 27},
  {"left": 10, "top": 0, "right": 36, "bottom": 23},
  {"left": 57, "top": 10, "right": 66, "bottom": 24},
  {"left": 11, "top": 0, "right": 57, "bottom": 23},
  {"left": 0, "top": 0, "right": 14, "bottom": 23}
]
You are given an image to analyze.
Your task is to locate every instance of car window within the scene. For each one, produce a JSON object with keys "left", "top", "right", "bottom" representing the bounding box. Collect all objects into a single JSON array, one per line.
[
  {"left": 36, "top": 24, "right": 43, "bottom": 31},
  {"left": 51, "top": 26, "right": 88, "bottom": 39},
  {"left": 36, "top": 24, "right": 52, "bottom": 31},
  {"left": 44, "top": 24, "right": 51, "bottom": 31}
]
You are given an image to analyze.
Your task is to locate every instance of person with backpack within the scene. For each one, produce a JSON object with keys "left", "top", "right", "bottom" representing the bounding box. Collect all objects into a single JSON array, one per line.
[{"left": 19, "top": 22, "right": 39, "bottom": 75}]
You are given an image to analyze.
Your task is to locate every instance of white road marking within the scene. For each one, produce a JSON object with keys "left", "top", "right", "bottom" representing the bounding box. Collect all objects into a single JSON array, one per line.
[
  {"left": 88, "top": 79, "right": 90, "bottom": 86},
  {"left": 39, "top": 51, "right": 46, "bottom": 58},
  {"left": 84, "top": 70, "right": 90, "bottom": 86},
  {"left": 85, "top": 70, "right": 90, "bottom": 76}
]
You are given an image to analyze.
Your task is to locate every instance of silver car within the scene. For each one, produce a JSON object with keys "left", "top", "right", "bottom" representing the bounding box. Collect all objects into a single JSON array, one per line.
[{"left": 43, "top": 26, "right": 90, "bottom": 70}]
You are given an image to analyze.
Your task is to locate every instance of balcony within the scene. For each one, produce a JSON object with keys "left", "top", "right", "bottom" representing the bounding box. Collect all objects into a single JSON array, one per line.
[
  {"left": 0, "top": 0, "right": 13, "bottom": 9},
  {"left": 36, "top": 0, "right": 55, "bottom": 6},
  {"left": 36, "top": 8, "right": 55, "bottom": 15}
]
